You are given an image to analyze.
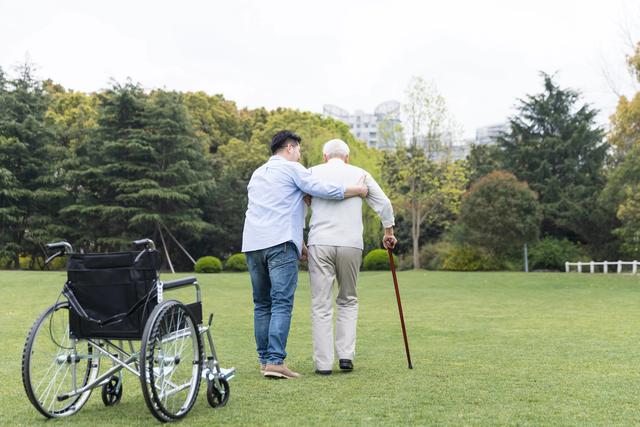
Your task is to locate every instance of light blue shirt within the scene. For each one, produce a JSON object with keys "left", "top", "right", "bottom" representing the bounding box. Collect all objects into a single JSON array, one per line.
[{"left": 242, "top": 155, "right": 345, "bottom": 256}]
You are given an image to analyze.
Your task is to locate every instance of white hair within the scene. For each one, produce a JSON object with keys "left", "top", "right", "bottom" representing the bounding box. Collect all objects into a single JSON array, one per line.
[{"left": 322, "top": 139, "right": 350, "bottom": 159}]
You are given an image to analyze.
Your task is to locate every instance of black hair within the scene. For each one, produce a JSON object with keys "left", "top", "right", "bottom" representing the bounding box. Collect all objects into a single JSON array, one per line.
[{"left": 271, "top": 130, "right": 302, "bottom": 154}]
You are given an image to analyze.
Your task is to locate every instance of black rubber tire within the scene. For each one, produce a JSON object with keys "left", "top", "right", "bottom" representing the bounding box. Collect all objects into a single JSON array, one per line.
[
  {"left": 22, "top": 302, "right": 99, "bottom": 418},
  {"left": 139, "top": 300, "right": 203, "bottom": 422},
  {"left": 207, "top": 377, "right": 230, "bottom": 408},
  {"left": 101, "top": 375, "right": 123, "bottom": 406}
]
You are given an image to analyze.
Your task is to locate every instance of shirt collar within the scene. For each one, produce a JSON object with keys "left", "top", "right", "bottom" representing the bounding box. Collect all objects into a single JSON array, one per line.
[{"left": 327, "top": 158, "right": 346, "bottom": 165}]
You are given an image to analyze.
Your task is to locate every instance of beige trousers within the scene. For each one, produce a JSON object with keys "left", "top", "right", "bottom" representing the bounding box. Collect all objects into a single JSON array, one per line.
[{"left": 308, "top": 245, "right": 362, "bottom": 371}]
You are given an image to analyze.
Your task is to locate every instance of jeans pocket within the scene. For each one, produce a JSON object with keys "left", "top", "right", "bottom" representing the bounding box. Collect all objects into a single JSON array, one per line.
[{"left": 268, "top": 242, "right": 297, "bottom": 269}]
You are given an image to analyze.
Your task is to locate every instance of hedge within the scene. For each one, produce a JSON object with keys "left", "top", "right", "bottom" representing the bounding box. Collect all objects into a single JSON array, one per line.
[
  {"left": 194, "top": 256, "right": 222, "bottom": 273},
  {"left": 363, "top": 249, "right": 397, "bottom": 271},
  {"left": 224, "top": 253, "right": 248, "bottom": 272}
]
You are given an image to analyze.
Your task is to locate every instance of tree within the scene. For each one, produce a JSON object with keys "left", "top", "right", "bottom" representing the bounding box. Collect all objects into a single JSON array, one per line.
[
  {"left": 497, "top": 73, "right": 608, "bottom": 246},
  {"left": 458, "top": 171, "right": 542, "bottom": 256},
  {"left": 382, "top": 77, "right": 466, "bottom": 268},
  {"left": 377, "top": 117, "right": 404, "bottom": 151},
  {"left": 201, "top": 138, "right": 269, "bottom": 256},
  {"left": 61, "top": 81, "right": 149, "bottom": 250},
  {"left": 382, "top": 148, "right": 467, "bottom": 268},
  {"left": 62, "top": 84, "right": 214, "bottom": 267},
  {"left": 402, "top": 76, "right": 448, "bottom": 156},
  {"left": 132, "top": 89, "right": 216, "bottom": 267},
  {"left": 601, "top": 41, "right": 640, "bottom": 257},
  {"left": 44, "top": 81, "right": 98, "bottom": 149},
  {"left": 0, "top": 64, "right": 65, "bottom": 267},
  {"left": 183, "top": 91, "right": 243, "bottom": 153},
  {"left": 466, "top": 143, "right": 501, "bottom": 185}
]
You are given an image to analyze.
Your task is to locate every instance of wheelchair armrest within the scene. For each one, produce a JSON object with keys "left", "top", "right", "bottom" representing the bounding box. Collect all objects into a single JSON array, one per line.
[{"left": 163, "top": 276, "right": 198, "bottom": 291}]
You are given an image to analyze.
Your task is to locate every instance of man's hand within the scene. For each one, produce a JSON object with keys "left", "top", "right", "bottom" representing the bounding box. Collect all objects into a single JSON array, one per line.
[
  {"left": 303, "top": 194, "right": 312, "bottom": 207},
  {"left": 383, "top": 227, "right": 397, "bottom": 250},
  {"left": 300, "top": 243, "right": 309, "bottom": 261},
  {"left": 356, "top": 174, "right": 369, "bottom": 198},
  {"left": 344, "top": 174, "right": 369, "bottom": 199}
]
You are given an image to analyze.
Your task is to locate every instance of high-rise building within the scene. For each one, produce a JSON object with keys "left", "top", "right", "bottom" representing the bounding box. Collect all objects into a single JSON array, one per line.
[
  {"left": 475, "top": 123, "right": 509, "bottom": 146},
  {"left": 322, "top": 101, "right": 401, "bottom": 150}
]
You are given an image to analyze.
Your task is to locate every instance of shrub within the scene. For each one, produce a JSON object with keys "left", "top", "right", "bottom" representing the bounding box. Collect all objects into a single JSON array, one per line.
[
  {"left": 47, "top": 256, "right": 67, "bottom": 271},
  {"left": 420, "top": 241, "right": 454, "bottom": 270},
  {"left": 224, "top": 253, "right": 248, "bottom": 272},
  {"left": 442, "top": 245, "right": 503, "bottom": 271},
  {"left": 19, "top": 255, "right": 32, "bottom": 270},
  {"left": 459, "top": 171, "right": 542, "bottom": 256},
  {"left": 529, "top": 238, "right": 587, "bottom": 271},
  {"left": 397, "top": 254, "right": 414, "bottom": 271},
  {"left": 363, "top": 249, "right": 398, "bottom": 271},
  {"left": 194, "top": 256, "right": 222, "bottom": 273}
]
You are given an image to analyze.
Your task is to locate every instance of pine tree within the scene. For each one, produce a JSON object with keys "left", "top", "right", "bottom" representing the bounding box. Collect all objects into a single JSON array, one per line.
[
  {"left": 63, "top": 84, "right": 214, "bottom": 267},
  {"left": 0, "top": 64, "right": 66, "bottom": 267},
  {"left": 131, "top": 89, "right": 215, "bottom": 266},
  {"left": 498, "top": 73, "right": 607, "bottom": 245},
  {"left": 61, "top": 81, "right": 148, "bottom": 250}
]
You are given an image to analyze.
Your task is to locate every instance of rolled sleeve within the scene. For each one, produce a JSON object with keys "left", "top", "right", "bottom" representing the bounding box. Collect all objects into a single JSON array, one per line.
[
  {"left": 365, "top": 173, "right": 395, "bottom": 227},
  {"left": 290, "top": 163, "right": 345, "bottom": 199}
]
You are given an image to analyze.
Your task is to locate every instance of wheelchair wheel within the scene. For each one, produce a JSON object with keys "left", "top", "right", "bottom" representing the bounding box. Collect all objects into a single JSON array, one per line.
[
  {"left": 207, "top": 377, "right": 230, "bottom": 408},
  {"left": 101, "top": 375, "right": 123, "bottom": 406},
  {"left": 140, "top": 300, "right": 203, "bottom": 422},
  {"left": 22, "top": 302, "right": 100, "bottom": 418}
]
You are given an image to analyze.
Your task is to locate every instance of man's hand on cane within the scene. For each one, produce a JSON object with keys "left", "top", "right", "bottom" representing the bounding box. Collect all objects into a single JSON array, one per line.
[{"left": 383, "top": 227, "right": 397, "bottom": 249}]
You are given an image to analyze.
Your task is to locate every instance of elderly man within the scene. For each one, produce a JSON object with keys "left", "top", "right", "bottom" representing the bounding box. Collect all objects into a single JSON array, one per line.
[
  {"left": 307, "top": 138, "right": 397, "bottom": 375},
  {"left": 242, "top": 130, "right": 368, "bottom": 379}
]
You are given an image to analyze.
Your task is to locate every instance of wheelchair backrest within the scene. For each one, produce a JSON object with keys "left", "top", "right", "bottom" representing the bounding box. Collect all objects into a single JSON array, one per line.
[{"left": 66, "top": 249, "right": 162, "bottom": 339}]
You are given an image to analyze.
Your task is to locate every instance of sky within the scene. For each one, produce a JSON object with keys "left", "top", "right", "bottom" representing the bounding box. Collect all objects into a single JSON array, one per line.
[{"left": 1, "top": 0, "right": 639, "bottom": 138}]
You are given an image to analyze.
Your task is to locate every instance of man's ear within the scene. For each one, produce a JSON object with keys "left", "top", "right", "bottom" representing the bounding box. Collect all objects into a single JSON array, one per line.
[
  {"left": 323, "top": 154, "right": 329, "bottom": 163},
  {"left": 345, "top": 155, "right": 350, "bottom": 164}
]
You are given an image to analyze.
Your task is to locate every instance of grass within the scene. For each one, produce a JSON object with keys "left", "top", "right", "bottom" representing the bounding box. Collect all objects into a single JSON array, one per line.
[{"left": 1, "top": 270, "right": 639, "bottom": 426}]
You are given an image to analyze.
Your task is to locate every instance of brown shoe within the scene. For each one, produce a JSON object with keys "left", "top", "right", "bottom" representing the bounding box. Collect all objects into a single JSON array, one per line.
[
  {"left": 263, "top": 364, "right": 301, "bottom": 379},
  {"left": 260, "top": 364, "right": 266, "bottom": 375}
]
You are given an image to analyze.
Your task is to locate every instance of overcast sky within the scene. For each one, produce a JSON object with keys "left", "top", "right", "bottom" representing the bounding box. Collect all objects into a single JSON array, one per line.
[{"left": 1, "top": 0, "right": 639, "bottom": 138}]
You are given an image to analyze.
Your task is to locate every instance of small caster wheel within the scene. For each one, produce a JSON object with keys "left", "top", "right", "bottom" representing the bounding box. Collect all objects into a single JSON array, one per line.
[
  {"left": 207, "top": 377, "right": 230, "bottom": 408},
  {"left": 101, "top": 375, "right": 123, "bottom": 406}
]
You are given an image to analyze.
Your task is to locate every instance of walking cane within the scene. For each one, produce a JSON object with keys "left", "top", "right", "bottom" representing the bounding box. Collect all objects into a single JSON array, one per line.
[{"left": 387, "top": 248, "right": 413, "bottom": 369}]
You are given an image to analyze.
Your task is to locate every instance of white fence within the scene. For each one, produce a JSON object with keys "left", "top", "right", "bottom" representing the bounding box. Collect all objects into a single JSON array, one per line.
[{"left": 565, "top": 261, "right": 639, "bottom": 274}]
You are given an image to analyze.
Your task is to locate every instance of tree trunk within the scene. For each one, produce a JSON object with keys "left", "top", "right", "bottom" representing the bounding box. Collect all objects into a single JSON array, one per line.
[
  {"left": 412, "top": 231, "right": 420, "bottom": 269},
  {"left": 411, "top": 195, "right": 421, "bottom": 269}
]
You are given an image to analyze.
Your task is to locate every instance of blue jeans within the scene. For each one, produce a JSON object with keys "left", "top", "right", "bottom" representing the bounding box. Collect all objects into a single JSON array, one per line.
[{"left": 246, "top": 241, "right": 299, "bottom": 365}]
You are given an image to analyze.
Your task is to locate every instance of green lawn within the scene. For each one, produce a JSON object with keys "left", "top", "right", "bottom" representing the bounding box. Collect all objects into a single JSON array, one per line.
[{"left": 1, "top": 270, "right": 639, "bottom": 426}]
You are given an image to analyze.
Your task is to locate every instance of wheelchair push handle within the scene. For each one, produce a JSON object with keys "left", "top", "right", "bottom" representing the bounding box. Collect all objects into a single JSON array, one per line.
[
  {"left": 132, "top": 238, "right": 156, "bottom": 250},
  {"left": 46, "top": 241, "right": 74, "bottom": 253},
  {"left": 44, "top": 241, "right": 74, "bottom": 266}
]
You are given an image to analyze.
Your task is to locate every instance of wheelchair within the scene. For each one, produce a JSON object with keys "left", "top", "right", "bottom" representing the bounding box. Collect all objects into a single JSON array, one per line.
[{"left": 21, "top": 238, "right": 235, "bottom": 422}]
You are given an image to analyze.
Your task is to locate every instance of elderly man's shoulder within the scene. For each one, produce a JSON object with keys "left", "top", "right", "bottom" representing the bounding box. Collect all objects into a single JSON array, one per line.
[{"left": 343, "top": 163, "right": 371, "bottom": 177}]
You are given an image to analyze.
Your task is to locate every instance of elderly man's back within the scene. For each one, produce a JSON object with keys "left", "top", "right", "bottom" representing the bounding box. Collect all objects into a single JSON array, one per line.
[
  {"left": 306, "top": 140, "right": 395, "bottom": 375},
  {"left": 308, "top": 159, "right": 393, "bottom": 249}
]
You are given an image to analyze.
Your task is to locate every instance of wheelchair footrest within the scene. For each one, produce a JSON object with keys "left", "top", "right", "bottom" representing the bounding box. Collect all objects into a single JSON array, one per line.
[
  {"left": 221, "top": 367, "right": 236, "bottom": 381},
  {"left": 202, "top": 367, "right": 236, "bottom": 381}
]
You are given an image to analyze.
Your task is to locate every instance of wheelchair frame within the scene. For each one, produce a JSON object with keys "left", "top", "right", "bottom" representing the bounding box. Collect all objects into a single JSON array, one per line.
[{"left": 22, "top": 239, "right": 235, "bottom": 422}]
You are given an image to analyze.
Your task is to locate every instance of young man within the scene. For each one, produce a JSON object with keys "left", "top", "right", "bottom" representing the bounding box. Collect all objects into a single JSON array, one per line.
[
  {"left": 242, "top": 130, "right": 368, "bottom": 379},
  {"left": 307, "top": 138, "right": 397, "bottom": 375}
]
